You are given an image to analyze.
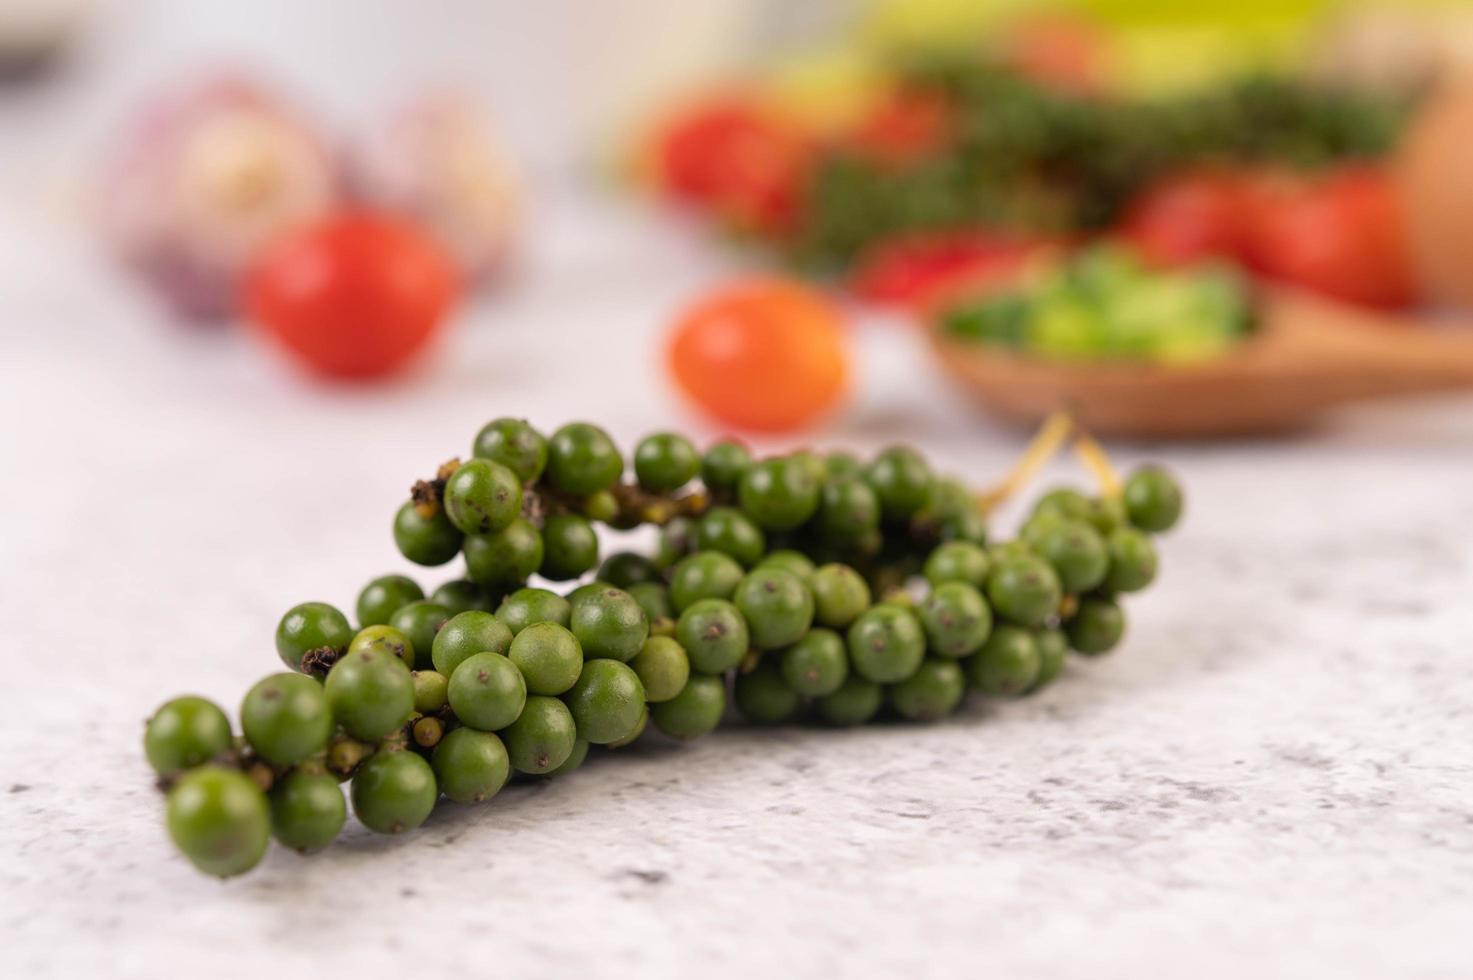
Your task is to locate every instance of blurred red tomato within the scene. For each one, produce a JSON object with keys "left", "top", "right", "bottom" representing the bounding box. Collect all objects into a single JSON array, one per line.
[
  {"left": 847, "top": 89, "right": 952, "bottom": 166},
  {"left": 651, "top": 97, "right": 811, "bottom": 236},
  {"left": 1119, "top": 172, "right": 1248, "bottom": 269},
  {"left": 1001, "top": 13, "right": 1110, "bottom": 95},
  {"left": 849, "top": 232, "right": 1050, "bottom": 308},
  {"left": 1243, "top": 166, "right": 1416, "bottom": 309},
  {"left": 247, "top": 211, "right": 459, "bottom": 378},
  {"left": 667, "top": 279, "right": 849, "bottom": 432}
]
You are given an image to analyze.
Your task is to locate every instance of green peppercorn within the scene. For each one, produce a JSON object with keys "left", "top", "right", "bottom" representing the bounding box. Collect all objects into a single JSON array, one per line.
[
  {"left": 275, "top": 601, "right": 354, "bottom": 672},
  {"left": 472, "top": 417, "right": 548, "bottom": 483},
  {"left": 356, "top": 575, "right": 424, "bottom": 628},
  {"left": 144, "top": 696, "right": 232, "bottom": 775},
  {"left": 565, "top": 659, "right": 646, "bottom": 744},
  {"left": 447, "top": 651, "right": 526, "bottom": 731},
  {"left": 412, "top": 670, "right": 448, "bottom": 713},
  {"left": 810, "top": 563, "right": 871, "bottom": 628},
  {"left": 653, "top": 516, "right": 697, "bottom": 569},
  {"left": 847, "top": 604, "right": 926, "bottom": 683},
  {"left": 631, "top": 636, "right": 691, "bottom": 703},
  {"left": 755, "top": 549, "right": 816, "bottom": 582},
  {"left": 351, "top": 750, "right": 437, "bottom": 833},
  {"left": 889, "top": 659, "right": 966, "bottom": 722},
  {"left": 627, "top": 582, "right": 674, "bottom": 623},
  {"left": 501, "top": 695, "right": 578, "bottom": 774},
  {"left": 918, "top": 582, "right": 993, "bottom": 658},
  {"left": 668, "top": 550, "right": 745, "bottom": 612},
  {"left": 463, "top": 518, "right": 544, "bottom": 587},
  {"left": 599, "top": 551, "right": 661, "bottom": 589},
  {"left": 388, "top": 601, "right": 450, "bottom": 670},
  {"left": 508, "top": 622, "right": 584, "bottom": 695},
  {"left": 496, "top": 587, "right": 572, "bottom": 635},
  {"left": 817, "top": 675, "right": 884, "bottom": 726},
  {"left": 1034, "top": 520, "right": 1109, "bottom": 593},
  {"left": 780, "top": 628, "right": 848, "bottom": 696},
  {"left": 430, "top": 610, "right": 513, "bottom": 677},
  {"left": 696, "top": 506, "right": 767, "bottom": 567},
  {"left": 734, "top": 660, "right": 802, "bottom": 724},
  {"left": 968, "top": 625, "right": 1041, "bottom": 696},
  {"left": 701, "top": 440, "right": 751, "bottom": 492},
  {"left": 569, "top": 587, "right": 649, "bottom": 662},
  {"left": 166, "top": 766, "right": 270, "bottom": 877},
  {"left": 738, "top": 456, "right": 821, "bottom": 531},
  {"left": 1088, "top": 496, "right": 1129, "bottom": 536},
  {"left": 269, "top": 770, "right": 346, "bottom": 852},
  {"left": 566, "top": 580, "right": 614, "bottom": 606},
  {"left": 824, "top": 450, "right": 863, "bottom": 479},
  {"left": 240, "top": 673, "right": 333, "bottom": 765},
  {"left": 634, "top": 432, "right": 700, "bottom": 491},
  {"left": 650, "top": 674, "right": 724, "bottom": 739},
  {"left": 582, "top": 488, "right": 619, "bottom": 523},
  {"left": 923, "top": 541, "right": 990, "bottom": 588},
  {"left": 1030, "top": 628, "right": 1068, "bottom": 691},
  {"left": 865, "top": 446, "right": 933, "bottom": 522},
  {"left": 606, "top": 706, "right": 649, "bottom": 748},
  {"left": 986, "top": 554, "right": 1063, "bottom": 627},
  {"left": 430, "top": 578, "right": 496, "bottom": 615},
  {"left": 347, "top": 624, "right": 416, "bottom": 671},
  {"left": 676, "top": 598, "right": 750, "bottom": 674},
  {"left": 431, "top": 727, "right": 510, "bottom": 803},
  {"left": 540, "top": 514, "right": 600, "bottom": 581},
  {"left": 1067, "top": 597, "right": 1126, "bottom": 654},
  {"left": 734, "top": 567, "right": 814, "bottom": 650},
  {"left": 938, "top": 508, "right": 989, "bottom": 546},
  {"left": 817, "top": 477, "right": 881, "bottom": 540},
  {"left": 324, "top": 647, "right": 414, "bottom": 741},
  {"left": 545, "top": 422, "right": 624, "bottom": 496},
  {"left": 393, "top": 501, "right": 464, "bottom": 566},
  {"left": 546, "top": 737, "right": 590, "bottom": 777},
  {"left": 442, "top": 458, "right": 522, "bottom": 535},
  {"left": 1123, "top": 466, "right": 1183, "bottom": 533},
  {"left": 1032, "top": 487, "right": 1092, "bottom": 523},
  {"left": 1103, "top": 528, "right": 1159, "bottom": 593}
]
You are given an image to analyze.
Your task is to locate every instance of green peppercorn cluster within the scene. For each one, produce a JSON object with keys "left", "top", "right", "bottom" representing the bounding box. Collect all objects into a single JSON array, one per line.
[{"left": 144, "top": 419, "right": 1183, "bottom": 877}]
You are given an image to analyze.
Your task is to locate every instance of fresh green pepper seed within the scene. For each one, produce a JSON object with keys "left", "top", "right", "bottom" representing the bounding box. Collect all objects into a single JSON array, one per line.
[
  {"left": 393, "top": 501, "right": 464, "bottom": 567},
  {"left": 810, "top": 564, "right": 871, "bottom": 628},
  {"left": 166, "top": 766, "right": 270, "bottom": 878},
  {"left": 780, "top": 628, "right": 848, "bottom": 697},
  {"left": 650, "top": 674, "right": 724, "bottom": 739},
  {"left": 754, "top": 549, "right": 816, "bottom": 582},
  {"left": 968, "top": 625, "right": 1041, "bottom": 696},
  {"left": 918, "top": 582, "right": 993, "bottom": 658},
  {"left": 269, "top": 770, "right": 346, "bottom": 852},
  {"left": 1123, "top": 465, "right": 1183, "bottom": 533},
  {"left": 606, "top": 706, "right": 649, "bottom": 748},
  {"left": 570, "top": 587, "right": 649, "bottom": 662},
  {"left": 388, "top": 601, "right": 450, "bottom": 670},
  {"left": 501, "top": 696, "right": 578, "bottom": 774},
  {"left": 431, "top": 727, "right": 510, "bottom": 803},
  {"left": 669, "top": 550, "right": 745, "bottom": 612},
  {"left": 630, "top": 635, "right": 691, "bottom": 703},
  {"left": 240, "top": 673, "right": 334, "bottom": 765},
  {"left": 446, "top": 651, "right": 526, "bottom": 731},
  {"left": 472, "top": 417, "right": 547, "bottom": 484},
  {"left": 847, "top": 604, "right": 926, "bottom": 684},
  {"left": 324, "top": 648, "right": 414, "bottom": 741},
  {"left": 701, "top": 440, "right": 751, "bottom": 492},
  {"left": 431, "top": 610, "right": 513, "bottom": 677},
  {"left": 734, "top": 567, "right": 814, "bottom": 650},
  {"left": 734, "top": 660, "right": 802, "bottom": 724},
  {"left": 1030, "top": 628, "right": 1069, "bottom": 691},
  {"left": 864, "top": 446, "right": 933, "bottom": 522},
  {"left": 443, "top": 458, "right": 522, "bottom": 534},
  {"left": 627, "top": 582, "right": 674, "bottom": 623},
  {"left": 507, "top": 622, "right": 584, "bottom": 695},
  {"left": 539, "top": 514, "right": 600, "bottom": 581},
  {"left": 348, "top": 624, "right": 416, "bottom": 672},
  {"left": 889, "top": 659, "right": 966, "bottom": 722},
  {"left": 546, "top": 737, "right": 590, "bottom": 777},
  {"left": 144, "top": 696, "right": 232, "bottom": 775},
  {"left": 634, "top": 432, "right": 701, "bottom": 491},
  {"left": 545, "top": 422, "right": 624, "bottom": 496},
  {"left": 653, "top": 516, "right": 698, "bottom": 569},
  {"left": 356, "top": 575, "right": 424, "bottom": 628},
  {"left": 1067, "top": 597, "right": 1126, "bottom": 654},
  {"left": 412, "top": 670, "right": 449, "bottom": 713},
  {"left": 817, "top": 675, "right": 884, "bottom": 726},
  {"left": 923, "top": 541, "right": 990, "bottom": 588},
  {"left": 496, "top": 587, "right": 573, "bottom": 634},
  {"left": 738, "top": 456, "right": 821, "bottom": 531},
  {"left": 696, "top": 506, "right": 767, "bottom": 567},
  {"left": 463, "top": 518, "right": 544, "bottom": 587},
  {"left": 1103, "top": 528, "right": 1159, "bottom": 593},
  {"left": 817, "top": 476, "right": 881, "bottom": 541},
  {"left": 430, "top": 578, "right": 497, "bottom": 615},
  {"left": 275, "top": 601, "right": 354, "bottom": 672},
  {"left": 599, "top": 551, "right": 661, "bottom": 589},
  {"left": 351, "top": 750, "right": 437, "bottom": 833},
  {"left": 564, "top": 659, "right": 646, "bottom": 744},
  {"left": 986, "top": 554, "right": 1063, "bottom": 627},
  {"left": 675, "top": 598, "right": 750, "bottom": 675}
]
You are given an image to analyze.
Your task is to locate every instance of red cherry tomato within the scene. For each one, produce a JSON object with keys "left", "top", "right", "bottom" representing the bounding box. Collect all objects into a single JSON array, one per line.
[
  {"left": 1118, "top": 171, "right": 1248, "bottom": 269},
  {"left": 1243, "top": 166, "right": 1417, "bottom": 310},
  {"left": 651, "top": 96, "right": 811, "bottom": 236},
  {"left": 849, "top": 232, "right": 1051, "bottom": 308},
  {"left": 246, "top": 211, "right": 459, "bottom": 379},
  {"left": 1000, "top": 13, "right": 1110, "bottom": 95},
  {"left": 667, "top": 279, "right": 849, "bottom": 432}
]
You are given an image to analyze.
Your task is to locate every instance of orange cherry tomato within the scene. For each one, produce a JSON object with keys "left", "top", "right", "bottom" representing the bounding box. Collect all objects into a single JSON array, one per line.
[
  {"left": 667, "top": 279, "right": 850, "bottom": 433},
  {"left": 246, "top": 211, "right": 459, "bottom": 379}
]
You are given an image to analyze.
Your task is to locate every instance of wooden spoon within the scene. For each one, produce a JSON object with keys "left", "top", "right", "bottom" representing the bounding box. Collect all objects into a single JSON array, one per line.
[{"left": 926, "top": 291, "right": 1473, "bottom": 438}]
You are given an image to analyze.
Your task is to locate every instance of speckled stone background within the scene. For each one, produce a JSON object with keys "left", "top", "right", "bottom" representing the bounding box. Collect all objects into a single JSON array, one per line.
[{"left": 5, "top": 141, "right": 1473, "bottom": 980}]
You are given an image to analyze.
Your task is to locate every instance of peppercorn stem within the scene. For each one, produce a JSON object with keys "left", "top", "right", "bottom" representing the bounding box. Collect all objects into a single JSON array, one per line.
[
  {"left": 1072, "top": 430, "right": 1122, "bottom": 499},
  {"left": 976, "top": 411, "right": 1074, "bottom": 515}
]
